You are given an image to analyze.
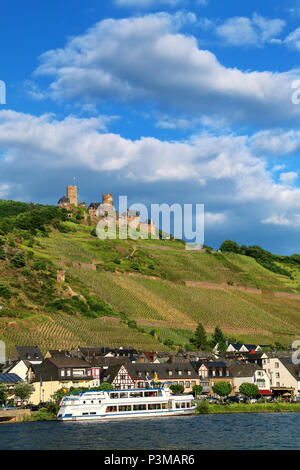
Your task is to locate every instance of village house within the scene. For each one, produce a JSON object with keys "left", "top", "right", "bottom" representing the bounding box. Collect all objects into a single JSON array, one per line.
[
  {"left": 226, "top": 343, "right": 262, "bottom": 353},
  {"left": 0, "top": 373, "right": 22, "bottom": 400},
  {"left": 262, "top": 355, "right": 300, "bottom": 397},
  {"left": 229, "top": 363, "right": 271, "bottom": 395},
  {"left": 192, "top": 361, "right": 234, "bottom": 396},
  {"left": 30, "top": 357, "right": 96, "bottom": 405},
  {"left": 101, "top": 363, "right": 200, "bottom": 393},
  {"left": 3, "top": 346, "right": 44, "bottom": 382}
]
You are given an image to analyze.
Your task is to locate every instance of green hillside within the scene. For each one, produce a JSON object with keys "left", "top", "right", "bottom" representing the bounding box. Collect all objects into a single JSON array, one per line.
[{"left": 1, "top": 200, "right": 300, "bottom": 355}]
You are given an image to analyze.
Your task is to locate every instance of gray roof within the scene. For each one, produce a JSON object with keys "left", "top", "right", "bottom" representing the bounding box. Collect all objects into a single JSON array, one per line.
[
  {"left": 229, "top": 363, "right": 260, "bottom": 378},
  {"left": 14, "top": 346, "right": 43, "bottom": 362}
]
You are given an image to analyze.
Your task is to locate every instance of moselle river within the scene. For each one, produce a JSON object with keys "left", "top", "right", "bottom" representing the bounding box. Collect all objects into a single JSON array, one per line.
[{"left": 0, "top": 413, "right": 299, "bottom": 450}]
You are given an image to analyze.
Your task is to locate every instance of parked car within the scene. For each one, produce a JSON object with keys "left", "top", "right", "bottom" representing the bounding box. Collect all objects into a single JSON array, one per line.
[
  {"left": 208, "top": 397, "right": 219, "bottom": 404},
  {"left": 226, "top": 396, "right": 239, "bottom": 404},
  {"left": 27, "top": 404, "right": 39, "bottom": 411}
]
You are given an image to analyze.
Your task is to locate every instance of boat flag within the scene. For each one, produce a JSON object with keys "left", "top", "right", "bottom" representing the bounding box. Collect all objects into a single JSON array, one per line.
[{"left": 154, "top": 372, "right": 158, "bottom": 383}]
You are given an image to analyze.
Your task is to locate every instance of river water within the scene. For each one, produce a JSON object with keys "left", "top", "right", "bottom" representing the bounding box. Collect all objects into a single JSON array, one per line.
[{"left": 0, "top": 413, "right": 298, "bottom": 450}]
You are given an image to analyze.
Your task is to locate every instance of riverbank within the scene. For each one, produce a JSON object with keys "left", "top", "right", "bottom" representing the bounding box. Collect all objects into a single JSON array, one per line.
[
  {"left": 196, "top": 401, "right": 300, "bottom": 414},
  {"left": 0, "top": 409, "right": 31, "bottom": 423}
]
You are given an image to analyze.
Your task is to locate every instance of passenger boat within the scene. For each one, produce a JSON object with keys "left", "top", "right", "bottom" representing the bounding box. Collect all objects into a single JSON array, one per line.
[{"left": 57, "top": 387, "right": 196, "bottom": 421}]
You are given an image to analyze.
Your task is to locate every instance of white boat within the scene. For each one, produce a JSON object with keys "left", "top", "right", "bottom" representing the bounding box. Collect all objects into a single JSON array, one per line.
[{"left": 57, "top": 387, "right": 197, "bottom": 421}]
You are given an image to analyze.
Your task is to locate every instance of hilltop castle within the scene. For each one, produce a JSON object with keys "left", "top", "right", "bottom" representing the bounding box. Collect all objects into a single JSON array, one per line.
[{"left": 58, "top": 185, "right": 157, "bottom": 237}]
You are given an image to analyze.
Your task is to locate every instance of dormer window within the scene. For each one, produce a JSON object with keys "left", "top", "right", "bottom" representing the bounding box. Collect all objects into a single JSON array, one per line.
[
  {"left": 178, "top": 370, "right": 182, "bottom": 376},
  {"left": 169, "top": 371, "right": 172, "bottom": 376},
  {"left": 188, "top": 370, "right": 191, "bottom": 376},
  {"left": 61, "top": 370, "right": 65, "bottom": 377}
]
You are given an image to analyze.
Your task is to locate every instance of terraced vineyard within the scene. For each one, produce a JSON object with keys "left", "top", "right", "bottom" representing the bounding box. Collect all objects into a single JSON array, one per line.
[{"left": 1, "top": 220, "right": 300, "bottom": 352}]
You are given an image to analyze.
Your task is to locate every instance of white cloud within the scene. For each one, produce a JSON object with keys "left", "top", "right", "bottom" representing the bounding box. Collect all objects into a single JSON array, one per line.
[
  {"left": 1, "top": 110, "right": 300, "bottom": 237},
  {"left": 250, "top": 129, "right": 300, "bottom": 156},
  {"left": 215, "top": 13, "right": 285, "bottom": 47},
  {"left": 0, "top": 183, "right": 11, "bottom": 198},
  {"left": 33, "top": 13, "right": 300, "bottom": 127},
  {"left": 205, "top": 212, "right": 227, "bottom": 225},
  {"left": 280, "top": 171, "right": 298, "bottom": 185},
  {"left": 114, "top": 0, "right": 182, "bottom": 7},
  {"left": 284, "top": 27, "right": 300, "bottom": 50}
]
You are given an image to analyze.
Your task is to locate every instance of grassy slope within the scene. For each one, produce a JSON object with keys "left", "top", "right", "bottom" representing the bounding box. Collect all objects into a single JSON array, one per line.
[{"left": 1, "top": 221, "right": 300, "bottom": 354}]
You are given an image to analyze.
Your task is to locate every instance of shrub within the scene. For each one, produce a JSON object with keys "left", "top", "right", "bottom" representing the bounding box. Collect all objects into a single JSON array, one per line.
[
  {"left": 170, "top": 384, "right": 184, "bottom": 395},
  {"left": 196, "top": 400, "right": 209, "bottom": 414},
  {"left": 10, "top": 252, "right": 26, "bottom": 268},
  {"left": 0, "top": 247, "right": 6, "bottom": 260}
]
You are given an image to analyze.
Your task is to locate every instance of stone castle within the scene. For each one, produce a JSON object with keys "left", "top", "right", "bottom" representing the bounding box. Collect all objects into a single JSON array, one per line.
[{"left": 58, "top": 185, "right": 157, "bottom": 237}]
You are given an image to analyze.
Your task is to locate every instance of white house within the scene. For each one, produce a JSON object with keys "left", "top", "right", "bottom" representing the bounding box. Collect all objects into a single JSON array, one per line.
[{"left": 230, "top": 363, "right": 271, "bottom": 393}]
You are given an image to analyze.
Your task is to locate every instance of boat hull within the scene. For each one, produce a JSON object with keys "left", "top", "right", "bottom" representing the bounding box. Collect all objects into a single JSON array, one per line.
[{"left": 57, "top": 407, "right": 197, "bottom": 422}]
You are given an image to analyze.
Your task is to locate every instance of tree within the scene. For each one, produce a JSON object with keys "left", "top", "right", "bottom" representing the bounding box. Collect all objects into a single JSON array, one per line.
[
  {"left": 14, "top": 381, "right": 34, "bottom": 402},
  {"left": 0, "top": 384, "right": 7, "bottom": 404},
  {"left": 52, "top": 388, "right": 68, "bottom": 405},
  {"left": 192, "top": 384, "right": 203, "bottom": 397},
  {"left": 170, "top": 384, "right": 184, "bottom": 395},
  {"left": 212, "top": 381, "right": 232, "bottom": 400},
  {"left": 212, "top": 326, "right": 227, "bottom": 352},
  {"left": 192, "top": 322, "right": 208, "bottom": 350},
  {"left": 219, "top": 240, "right": 240, "bottom": 254},
  {"left": 98, "top": 382, "right": 113, "bottom": 391},
  {"left": 239, "top": 383, "right": 259, "bottom": 399}
]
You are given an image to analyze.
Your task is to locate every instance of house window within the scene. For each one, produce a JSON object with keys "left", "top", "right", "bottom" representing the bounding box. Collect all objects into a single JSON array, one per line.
[
  {"left": 212, "top": 370, "right": 216, "bottom": 377},
  {"left": 61, "top": 370, "right": 65, "bottom": 377},
  {"left": 185, "top": 381, "right": 190, "bottom": 388},
  {"left": 178, "top": 371, "right": 182, "bottom": 376},
  {"left": 67, "top": 370, "right": 71, "bottom": 377},
  {"left": 219, "top": 370, "right": 223, "bottom": 377},
  {"left": 168, "top": 371, "right": 172, "bottom": 376},
  {"left": 188, "top": 370, "right": 191, "bottom": 376},
  {"left": 276, "top": 373, "right": 280, "bottom": 379},
  {"left": 275, "top": 362, "right": 279, "bottom": 369}
]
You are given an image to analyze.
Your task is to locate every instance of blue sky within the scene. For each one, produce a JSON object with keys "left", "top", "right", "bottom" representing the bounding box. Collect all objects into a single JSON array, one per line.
[{"left": 1, "top": 0, "right": 300, "bottom": 253}]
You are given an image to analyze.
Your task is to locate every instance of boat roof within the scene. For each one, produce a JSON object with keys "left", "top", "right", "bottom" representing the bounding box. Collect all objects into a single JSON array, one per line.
[{"left": 81, "top": 387, "right": 165, "bottom": 394}]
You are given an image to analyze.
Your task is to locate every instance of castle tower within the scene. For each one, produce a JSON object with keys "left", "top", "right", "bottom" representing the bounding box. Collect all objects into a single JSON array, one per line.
[
  {"left": 102, "top": 193, "right": 114, "bottom": 207},
  {"left": 67, "top": 185, "right": 78, "bottom": 207}
]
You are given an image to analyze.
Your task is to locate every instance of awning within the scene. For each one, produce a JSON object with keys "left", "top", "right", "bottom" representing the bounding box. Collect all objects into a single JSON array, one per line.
[{"left": 259, "top": 390, "right": 273, "bottom": 396}]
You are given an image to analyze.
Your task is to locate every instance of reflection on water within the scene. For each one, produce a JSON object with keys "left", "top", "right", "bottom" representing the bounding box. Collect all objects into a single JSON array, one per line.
[{"left": 0, "top": 413, "right": 299, "bottom": 450}]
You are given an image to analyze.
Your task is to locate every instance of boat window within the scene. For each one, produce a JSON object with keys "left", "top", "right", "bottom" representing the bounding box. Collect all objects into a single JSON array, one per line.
[
  {"left": 133, "top": 404, "right": 147, "bottom": 411},
  {"left": 120, "top": 392, "right": 128, "bottom": 399},
  {"left": 90, "top": 412, "right": 96, "bottom": 415},
  {"left": 162, "top": 403, "right": 168, "bottom": 409},
  {"left": 82, "top": 412, "right": 89, "bottom": 416},
  {"left": 181, "top": 402, "right": 186, "bottom": 408},
  {"left": 148, "top": 403, "right": 162, "bottom": 410},
  {"left": 110, "top": 393, "right": 119, "bottom": 399},
  {"left": 98, "top": 400, "right": 102, "bottom": 404},
  {"left": 176, "top": 402, "right": 180, "bottom": 409},
  {"left": 144, "top": 391, "right": 158, "bottom": 398},
  {"left": 106, "top": 406, "right": 117, "bottom": 413},
  {"left": 83, "top": 401, "right": 86, "bottom": 404},
  {"left": 129, "top": 391, "right": 143, "bottom": 398},
  {"left": 118, "top": 405, "right": 132, "bottom": 412}
]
